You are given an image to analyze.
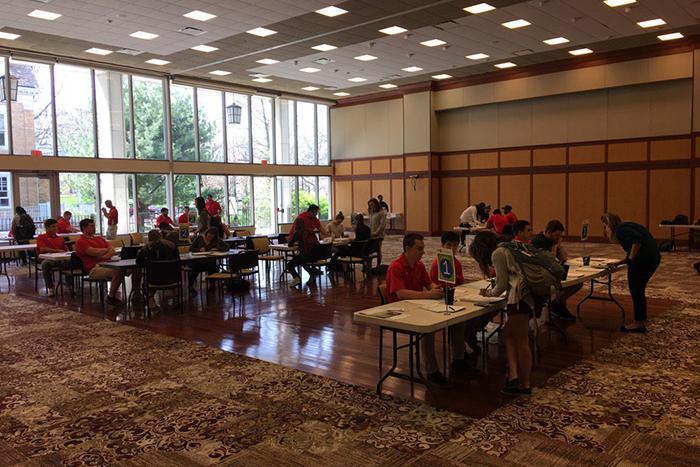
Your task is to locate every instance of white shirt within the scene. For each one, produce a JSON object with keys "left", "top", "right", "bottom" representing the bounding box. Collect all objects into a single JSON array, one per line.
[{"left": 459, "top": 205, "right": 477, "bottom": 224}]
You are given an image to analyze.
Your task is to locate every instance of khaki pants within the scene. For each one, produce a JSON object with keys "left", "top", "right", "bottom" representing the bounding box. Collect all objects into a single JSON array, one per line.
[{"left": 106, "top": 225, "right": 118, "bottom": 240}]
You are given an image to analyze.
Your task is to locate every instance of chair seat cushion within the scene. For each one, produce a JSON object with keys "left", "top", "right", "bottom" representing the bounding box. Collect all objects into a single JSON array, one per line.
[
  {"left": 310, "top": 259, "right": 330, "bottom": 266},
  {"left": 259, "top": 255, "right": 283, "bottom": 261},
  {"left": 207, "top": 272, "right": 240, "bottom": 280},
  {"left": 338, "top": 257, "right": 365, "bottom": 262},
  {"left": 238, "top": 268, "right": 257, "bottom": 274}
]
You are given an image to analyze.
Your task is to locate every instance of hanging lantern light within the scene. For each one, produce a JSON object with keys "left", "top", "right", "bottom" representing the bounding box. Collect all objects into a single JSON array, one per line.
[
  {"left": 226, "top": 103, "right": 242, "bottom": 124},
  {"left": 0, "top": 75, "right": 19, "bottom": 102}
]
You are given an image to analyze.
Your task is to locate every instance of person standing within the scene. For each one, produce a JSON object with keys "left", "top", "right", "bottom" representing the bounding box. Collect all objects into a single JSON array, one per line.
[
  {"left": 56, "top": 211, "right": 79, "bottom": 234},
  {"left": 601, "top": 213, "right": 661, "bottom": 333},
  {"left": 288, "top": 204, "right": 329, "bottom": 239},
  {"left": 101, "top": 200, "right": 118, "bottom": 239},
  {"left": 36, "top": 218, "right": 69, "bottom": 296},
  {"left": 368, "top": 198, "right": 387, "bottom": 269},
  {"left": 502, "top": 205, "right": 518, "bottom": 225},
  {"left": 377, "top": 194, "right": 390, "bottom": 212},
  {"left": 205, "top": 194, "right": 222, "bottom": 218},
  {"left": 11, "top": 206, "right": 36, "bottom": 265},
  {"left": 194, "top": 197, "right": 211, "bottom": 235}
]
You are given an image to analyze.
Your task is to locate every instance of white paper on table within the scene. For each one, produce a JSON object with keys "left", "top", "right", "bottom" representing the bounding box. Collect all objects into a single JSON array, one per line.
[
  {"left": 420, "top": 303, "right": 465, "bottom": 313},
  {"left": 455, "top": 288, "right": 505, "bottom": 303}
]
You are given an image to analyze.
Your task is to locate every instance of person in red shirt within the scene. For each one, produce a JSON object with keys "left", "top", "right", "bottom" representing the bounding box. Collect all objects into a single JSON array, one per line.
[
  {"left": 101, "top": 200, "right": 118, "bottom": 239},
  {"left": 177, "top": 206, "right": 191, "bottom": 224},
  {"left": 37, "top": 218, "right": 69, "bottom": 296},
  {"left": 486, "top": 208, "right": 509, "bottom": 234},
  {"left": 288, "top": 204, "right": 329, "bottom": 239},
  {"left": 285, "top": 216, "right": 326, "bottom": 288},
  {"left": 205, "top": 194, "right": 222, "bottom": 218},
  {"left": 155, "top": 208, "right": 174, "bottom": 228},
  {"left": 502, "top": 205, "right": 518, "bottom": 225},
  {"left": 56, "top": 211, "right": 79, "bottom": 234},
  {"left": 512, "top": 220, "right": 532, "bottom": 243}
]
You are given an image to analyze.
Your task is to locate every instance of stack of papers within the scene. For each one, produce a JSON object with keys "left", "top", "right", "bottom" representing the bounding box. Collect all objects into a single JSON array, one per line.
[{"left": 358, "top": 309, "right": 405, "bottom": 319}]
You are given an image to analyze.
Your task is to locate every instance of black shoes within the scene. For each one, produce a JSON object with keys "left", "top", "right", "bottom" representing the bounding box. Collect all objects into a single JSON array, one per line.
[
  {"left": 502, "top": 378, "right": 532, "bottom": 395},
  {"left": 427, "top": 371, "right": 451, "bottom": 388},
  {"left": 550, "top": 302, "right": 576, "bottom": 322}
]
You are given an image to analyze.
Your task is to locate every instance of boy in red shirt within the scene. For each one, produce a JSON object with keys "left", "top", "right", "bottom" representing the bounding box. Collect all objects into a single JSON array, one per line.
[
  {"left": 37, "top": 219, "right": 69, "bottom": 296},
  {"left": 288, "top": 204, "right": 329, "bottom": 239},
  {"left": 177, "top": 206, "right": 190, "bottom": 224},
  {"left": 56, "top": 211, "right": 79, "bottom": 234},
  {"left": 502, "top": 205, "right": 518, "bottom": 225},
  {"left": 155, "top": 208, "right": 174, "bottom": 228},
  {"left": 205, "top": 194, "right": 222, "bottom": 218}
]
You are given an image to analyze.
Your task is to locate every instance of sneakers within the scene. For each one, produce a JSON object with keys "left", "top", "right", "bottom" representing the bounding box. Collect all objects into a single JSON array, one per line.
[
  {"left": 451, "top": 359, "right": 481, "bottom": 376},
  {"left": 289, "top": 277, "right": 301, "bottom": 288},
  {"left": 426, "top": 371, "right": 451, "bottom": 388},
  {"left": 550, "top": 302, "right": 576, "bottom": 322}
]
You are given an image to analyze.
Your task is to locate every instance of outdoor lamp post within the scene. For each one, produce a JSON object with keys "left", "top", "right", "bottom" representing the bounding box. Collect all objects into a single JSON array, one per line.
[
  {"left": 0, "top": 75, "right": 18, "bottom": 102},
  {"left": 226, "top": 103, "right": 242, "bottom": 124}
]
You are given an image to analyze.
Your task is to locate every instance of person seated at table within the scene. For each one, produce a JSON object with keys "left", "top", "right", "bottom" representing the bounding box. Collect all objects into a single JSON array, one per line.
[
  {"left": 386, "top": 233, "right": 457, "bottom": 386},
  {"left": 177, "top": 206, "right": 191, "bottom": 224},
  {"left": 326, "top": 212, "right": 346, "bottom": 239},
  {"left": 486, "top": 208, "right": 509, "bottom": 234},
  {"left": 531, "top": 219, "right": 578, "bottom": 321},
  {"left": 158, "top": 221, "right": 174, "bottom": 233},
  {"left": 286, "top": 217, "right": 326, "bottom": 288},
  {"left": 56, "top": 211, "right": 79, "bottom": 234},
  {"left": 136, "top": 229, "right": 180, "bottom": 307},
  {"left": 156, "top": 208, "right": 174, "bottom": 229},
  {"left": 354, "top": 214, "right": 371, "bottom": 241},
  {"left": 289, "top": 204, "right": 329, "bottom": 239},
  {"left": 429, "top": 231, "right": 486, "bottom": 362},
  {"left": 194, "top": 196, "right": 210, "bottom": 235},
  {"left": 76, "top": 218, "right": 140, "bottom": 306},
  {"left": 502, "top": 205, "right": 518, "bottom": 225},
  {"left": 37, "top": 218, "right": 69, "bottom": 297},
  {"left": 512, "top": 220, "right": 532, "bottom": 243},
  {"left": 188, "top": 227, "right": 229, "bottom": 294},
  {"left": 470, "top": 230, "right": 533, "bottom": 395}
]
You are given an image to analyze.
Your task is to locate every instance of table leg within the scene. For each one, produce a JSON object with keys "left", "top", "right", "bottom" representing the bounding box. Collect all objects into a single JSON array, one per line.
[
  {"left": 576, "top": 272, "right": 625, "bottom": 324},
  {"left": 376, "top": 329, "right": 399, "bottom": 395},
  {"left": 1, "top": 253, "right": 10, "bottom": 290},
  {"left": 408, "top": 333, "right": 414, "bottom": 398}
]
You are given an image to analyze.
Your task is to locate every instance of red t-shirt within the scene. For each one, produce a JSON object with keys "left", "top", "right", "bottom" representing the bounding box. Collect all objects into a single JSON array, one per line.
[
  {"left": 156, "top": 214, "right": 173, "bottom": 226},
  {"left": 386, "top": 254, "right": 432, "bottom": 303},
  {"left": 56, "top": 217, "right": 73, "bottom": 234},
  {"left": 430, "top": 257, "right": 464, "bottom": 286},
  {"left": 106, "top": 207, "right": 118, "bottom": 226},
  {"left": 76, "top": 235, "right": 111, "bottom": 271},
  {"left": 288, "top": 211, "right": 322, "bottom": 238},
  {"left": 505, "top": 212, "right": 518, "bottom": 224},
  {"left": 37, "top": 233, "right": 68, "bottom": 253},
  {"left": 178, "top": 212, "right": 190, "bottom": 223},
  {"left": 487, "top": 214, "right": 509, "bottom": 234},
  {"left": 206, "top": 200, "right": 222, "bottom": 217}
]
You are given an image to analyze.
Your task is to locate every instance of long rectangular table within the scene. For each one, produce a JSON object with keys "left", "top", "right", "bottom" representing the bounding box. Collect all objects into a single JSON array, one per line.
[
  {"left": 0, "top": 244, "right": 38, "bottom": 288},
  {"left": 658, "top": 223, "right": 700, "bottom": 251}
]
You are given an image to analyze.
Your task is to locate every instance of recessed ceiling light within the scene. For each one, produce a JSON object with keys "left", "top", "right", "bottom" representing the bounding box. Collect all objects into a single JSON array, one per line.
[
  {"left": 300, "top": 67, "right": 321, "bottom": 73},
  {"left": 543, "top": 37, "right": 570, "bottom": 45},
  {"left": 85, "top": 47, "right": 112, "bottom": 56},
  {"left": 658, "top": 32, "right": 684, "bottom": 41},
  {"left": 638, "top": 18, "right": 666, "bottom": 28},
  {"left": 191, "top": 44, "right": 218, "bottom": 52},
  {"left": 354, "top": 54, "right": 377, "bottom": 61},
  {"left": 28, "top": 9, "right": 62, "bottom": 20},
  {"left": 183, "top": 10, "right": 217, "bottom": 21},
  {"left": 494, "top": 62, "right": 516, "bottom": 69},
  {"left": 145, "top": 58, "right": 170, "bottom": 65},
  {"left": 312, "top": 43, "right": 337, "bottom": 52},
  {"left": 420, "top": 39, "right": 446, "bottom": 47},
  {"left": 348, "top": 77, "right": 367, "bottom": 82},
  {"left": 252, "top": 77, "right": 272, "bottom": 83},
  {"left": 247, "top": 27, "right": 277, "bottom": 37},
  {"left": 464, "top": 3, "right": 496, "bottom": 14},
  {"left": 316, "top": 6, "right": 348, "bottom": 17},
  {"left": 432, "top": 74, "right": 452, "bottom": 80},
  {"left": 302, "top": 86, "right": 320, "bottom": 91},
  {"left": 402, "top": 66, "right": 423, "bottom": 72},
  {"left": 209, "top": 70, "right": 231, "bottom": 76},
  {"left": 379, "top": 26, "right": 407, "bottom": 35},
  {"left": 130, "top": 31, "right": 159, "bottom": 40},
  {"left": 333, "top": 92, "right": 350, "bottom": 97},
  {"left": 604, "top": 0, "right": 636, "bottom": 6},
  {"left": 0, "top": 32, "right": 21, "bottom": 40},
  {"left": 256, "top": 58, "right": 279, "bottom": 65},
  {"left": 466, "top": 53, "right": 489, "bottom": 60},
  {"left": 569, "top": 48, "right": 593, "bottom": 56},
  {"left": 379, "top": 83, "right": 398, "bottom": 89},
  {"left": 502, "top": 19, "right": 531, "bottom": 29}
]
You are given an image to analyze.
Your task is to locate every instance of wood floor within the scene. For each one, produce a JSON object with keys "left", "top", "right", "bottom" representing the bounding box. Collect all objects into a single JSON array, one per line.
[{"left": 5, "top": 264, "right": 678, "bottom": 419}]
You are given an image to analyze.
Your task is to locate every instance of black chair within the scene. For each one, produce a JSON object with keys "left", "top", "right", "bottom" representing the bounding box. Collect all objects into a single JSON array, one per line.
[
  {"left": 307, "top": 243, "right": 334, "bottom": 286},
  {"left": 337, "top": 240, "right": 369, "bottom": 280},
  {"left": 144, "top": 259, "right": 183, "bottom": 317},
  {"left": 59, "top": 252, "right": 86, "bottom": 299},
  {"left": 77, "top": 257, "right": 109, "bottom": 314},
  {"left": 229, "top": 250, "right": 261, "bottom": 299}
]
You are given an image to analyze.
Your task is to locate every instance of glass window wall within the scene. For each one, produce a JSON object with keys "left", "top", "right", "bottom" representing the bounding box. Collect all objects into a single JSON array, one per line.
[
  {"left": 197, "top": 88, "right": 224, "bottom": 162},
  {"left": 226, "top": 92, "right": 250, "bottom": 163},
  {"left": 228, "top": 176, "right": 252, "bottom": 227},
  {"left": 170, "top": 84, "right": 196, "bottom": 161},
  {"left": 55, "top": 65, "right": 94, "bottom": 157}
]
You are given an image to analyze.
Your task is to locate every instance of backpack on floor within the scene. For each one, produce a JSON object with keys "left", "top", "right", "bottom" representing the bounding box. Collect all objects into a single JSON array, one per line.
[{"left": 500, "top": 241, "right": 565, "bottom": 302}]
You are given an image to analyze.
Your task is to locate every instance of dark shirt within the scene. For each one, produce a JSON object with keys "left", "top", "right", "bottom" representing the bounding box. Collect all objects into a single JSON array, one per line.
[
  {"left": 531, "top": 232, "right": 554, "bottom": 251},
  {"left": 136, "top": 239, "right": 179, "bottom": 267},
  {"left": 355, "top": 224, "right": 371, "bottom": 242},
  {"left": 189, "top": 235, "right": 229, "bottom": 253},
  {"left": 379, "top": 201, "right": 389, "bottom": 212},
  {"left": 615, "top": 222, "right": 660, "bottom": 265}
]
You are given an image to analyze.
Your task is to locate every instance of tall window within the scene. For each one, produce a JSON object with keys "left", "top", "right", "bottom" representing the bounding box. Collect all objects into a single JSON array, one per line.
[
  {"left": 200, "top": 175, "right": 226, "bottom": 217},
  {"left": 253, "top": 177, "right": 275, "bottom": 234},
  {"left": 136, "top": 174, "right": 168, "bottom": 231},
  {"left": 319, "top": 176, "right": 331, "bottom": 220},
  {"left": 10, "top": 59, "right": 54, "bottom": 156},
  {"left": 0, "top": 59, "right": 8, "bottom": 154},
  {"left": 174, "top": 175, "right": 198, "bottom": 221},
  {"left": 197, "top": 88, "right": 224, "bottom": 162},
  {"left": 297, "top": 101, "right": 315, "bottom": 165},
  {"left": 94, "top": 70, "right": 130, "bottom": 158},
  {"left": 318, "top": 105, "right": 330, "bottom": 165},
  {"left": 276, "top": 176, "right": 297, "bottom": 224},
  {"left": 0, "top": 173, "right": 10, "bottom": 208},
  {"left": 226, "top": 93, "right": 250, "bottom": 163},
  {"left": 170, "top": 84, "right": 196, "bottom": 161},
  {"left": 132, "top": 76, "right": 165, "bottom": 160},
  {"left": 99, "top": 173, "right": 135, "bottom": 233},
  {"left": 55, "top": 65, "right": 94, "bottom": 157},
  {"left": 276, "top": 99, "right": 295, "bottom": 165},
  {"left": 298, "top": 176, "right": 318, "bottom": 213},
  {"left": 228, "top": 176, "right": 252, "bottom": 227},
  {"left": 252, "top": 96, "right": 273, "bottom": 163},
  {"left": 59, "top": 173, "right": 98, "bottom": 230}
]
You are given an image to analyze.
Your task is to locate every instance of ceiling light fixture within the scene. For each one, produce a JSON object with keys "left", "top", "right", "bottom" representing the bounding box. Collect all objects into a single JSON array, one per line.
[
  {"left": 333, "top": 92, "right": 350, "bottom": 96},
  {"left": 420, "top": 39, "right": 446, "bottom": 47},
  {"left": 145, "top": 58, "right": 170, "bottom": 65},
  {"left": 543, "top": 37, "right": 570, "bottom": 45},
  {"left": 432, "top": 74, "right": 452, "bottom": 80},
  {"left": 247, "top": 27, "right": 277, "bottom": 37},
  {"left": 658, "top": 32, "right": 684, "bottom": 41},
  {"left": 603, "top": 0, "right": 636, "bottom": 6},
  {"left": 379, "top": 83, "right": 398, "bottom": 89},
  {"left": 502, "top": 19, "right": 531, "bottom": 29},
  {"left": 402, "top": 66, "right": 423, "bottom": 72},
  {"left": 300, "top": 67, "right": 321, "bottom": 73},
  {"left": 130, "top": 31, "right": 159, "bottom": 40},
  {"left": 85, "top": 47, "right": 113, "bottom": 56},
  {"left": 191, "top": 44, "right": 218, "bottom": 52},
  {"left": 183, "top": 10, "right": 217, "bottom": 21},
  {"left": 209, "top": 70, "right": 231, "bottom": 76},
  {"left": 379, "top": 26, "right": 407, "bottom": 35},
  {"left": 494, "top": 62, "right": 516, "bottom": 69},
  {"left": 256, "top": 58, "right": 279, "bottom": 65},
  {"left": 316, "top": 6, "right": 348, "bottom": 17},
  {"left": 354, "top": 54, "right": 377, "bottom": 61},
  {"left": 466, "top": 52, "right": 489, "bottom": 60},
  {"left": 28, "top": 9, "right": 62, "bottom": 20},
  {"left": 464, "top": 3, "right": 496, "bottom": 14},
  {"left": 569, "top": 48, "right": 593, "bottom": 55},
  {"left": 348, "top": 77, "right": 367, "bottom": 82},
  {"left": 312, "top": 43, "right": 337, "bottom": 51},
  {"left": 302, "top": 86, "right": 319, "bottom": 91},
  {"left": 0, "top": 32, "right": 21, "bottom": 40},
  {"left": 252, "top": 77, "right": 272, "bottom": 83},
  {"left": 637, "top": 18, "right": 666, "bottom": 28}
]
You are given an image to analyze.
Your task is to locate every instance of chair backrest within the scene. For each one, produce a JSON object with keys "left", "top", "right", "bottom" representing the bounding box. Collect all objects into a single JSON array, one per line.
[
  {"left": 378, "top": 284, "right": 387, "bottom": 305},
  {"left": 228, "top": 251, "right": 259, "bottom": 271},
  {"left": 68, "top": 235, "right": 81, "bottom": 243},
  {"left": 234, "top": 229, "right": 251, "bottom": 237},
  {"left": 247, "top": 236, "right": 270, "bottom": 253},
  {"left": 116, "top": 234, "right": 131, "bottom": 246},
  {"left": 130, "top": 233, "right": 143, "bottom": 246},
  {"left": 110, "top": 239, "right": 124, "bottom": 248},
  {"left": 68, "top": 252, "right": 86, "bottom": 273},
  {"left": 365, "top": 238, "right": 381, "bottom": 255},
  {"left": 347, "top": 240, "right": 368, "bottom": 258},
  {"left": 177, "top": 245, "right": 190, "bottom": 254},
  {"left": 146, "top": 259, "right": 181, "bottom": 286},
  {"left": 315, "top": 243, "right": 333, "bottom": 260}
]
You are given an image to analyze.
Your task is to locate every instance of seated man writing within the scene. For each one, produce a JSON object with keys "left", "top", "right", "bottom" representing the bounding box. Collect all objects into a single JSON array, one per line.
[{"left": 37, "top": 218, "right": 70, "bottom": 297}]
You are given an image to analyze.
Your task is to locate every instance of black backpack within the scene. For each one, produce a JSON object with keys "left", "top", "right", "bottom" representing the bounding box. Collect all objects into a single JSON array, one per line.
[
  {"left": 672, "top": 214, "right": 689, "bottom": 225},
  {"left": 15, "top": 214, "right": 36, "bottom": 240}
]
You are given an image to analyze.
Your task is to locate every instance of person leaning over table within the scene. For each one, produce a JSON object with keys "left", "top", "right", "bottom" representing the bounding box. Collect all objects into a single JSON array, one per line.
[
  {"left": 286, "top": 216, "right": 328, "bottom": 288},
  {"left": 57, "top": 211, "right": 79, "bottom": 234},
  {"left": 386, "top": 233, "right": 459, "bottom": 387},
  {"left": 288, "top": 204, "right": 329, "bottom": 239},
  {"left": 187, "top": 227, "right": 229, "bottom": 295},
  {"left": 37, "top": 218, "right": 70, "bottom": 297},
  {"left": 458, "top": 202, "right": 480, "bottom": 246},
  {"left": 470, "top": 230, "right": 533, "bottom": 395},
  {"left": 601, "top": 213, "right": 661, "bottom": 333},
  {"left": 156, "top": 208, "right": 174, "bottom": 229},
  {"left": 326, "top": 212, "right": 346, "bottom": 239}
]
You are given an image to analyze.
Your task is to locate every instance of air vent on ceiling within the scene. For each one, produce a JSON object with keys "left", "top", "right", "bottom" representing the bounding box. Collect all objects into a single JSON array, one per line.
[
  {"left": 433, "top": 20, "right": 459, "bottom": 31},
  {"left": 313, "top": 57, "right": 334, "bottom": 65},
  {"left": 513, "top": 49, "right": 534, "bottom": 56},
  {"left": 116, "top": 48, "right": 143, "bottom": 56},
  {"left": 178, "top": 26, "right": 206, "bottom": 37}
]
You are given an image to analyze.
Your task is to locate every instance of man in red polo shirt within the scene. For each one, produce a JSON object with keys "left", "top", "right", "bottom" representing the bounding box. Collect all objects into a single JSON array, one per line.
[
  {"left": 205, "top": 194, "right": 222, "bottom": 218},
  {"left": 155, "top": 208, "right": 174, "bottom": 228},
  {"left": 37, "top": 218, "right": 70, "bottom": 296},
  {"left": 101, "top": 200, "right": 118, "bottom": 239},
  {"left": 486, "top": 208, "right": 509, "bottom": 235},
  {"left": 177, "top": 206, "right": 191, "bottom": 224},
  {"left": 288, "top": 204, "right": 329, "bottom": 239},
  {"left": 502, "top": 205, "right": 518, "bottom": 225},
  {"left": 56, "top": 211, "right": 79, "bottom": 234}
]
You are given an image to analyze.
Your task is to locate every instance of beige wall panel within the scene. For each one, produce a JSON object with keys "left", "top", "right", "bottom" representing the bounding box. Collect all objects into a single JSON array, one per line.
[
  {"left": 437, "top": 108, "right": 468, "bottom": 152},
  {"left": 469, "top": 176, "right": 498, "bottom": 210},
  {"left": 533, "top": 147, "right": 566, "bottom": 166},
  {"left": 462, "top": 82, "right": 495, "bottom": 108},
  {"left": 353, "top": 160, "right": 371, "bottom": 175},
  {"left": 405, "top": 178, "right": 430, "bottom": 232},
  {"left": 569, "top": 144, "right": 605, "bottom": 165},
  {"left": 649, "top": 168, "right": 691, "bottom": 238},
  {"left": 650, "top": 138, "right": 691, "bottom": 161},
  {"left": 404, "top": 92, "right": 431, "bottom": 153},
  {"left": 607, "top": 170, "right": 647, "bottom": 226},
  {"left": 500, "top": 150, "right": 531, "bottom": 168},
  {"left": 391, "top": 157, "right": 404, "bottom": 173},
  {"left": 532, "top": 174, "right": 566, "bottom": 233},
  {"left": 568, "top": 172, "right": 605, "bottom": 237},
  {"left": 371, "top": 158, "right": 391, "bottom": 174},
  {"left": 441, "top": 154, "right": 469, "bottom": 171},
  {"left": 467, "top": 105, "right": 500, "bottom": 151},
  {"left": 332, "top": 105, "right": 366, "bottom": 158},
  {"left": 352, "top": 180, "right": 372, "bottom": 214},
  {"left": 392, "top": 179, "right": 405, "bottom": 214},
  {"left": 648, "top": 52, "right": 693, "bottom": 81},
  {"left": 499, "top": 175, "right": 531, "bottom": 221},
  {"left": 431, "top": 177, "right": 440, "bottom": 231},
  {"left": 387, "top": 99, "right": 405, "bottom": 155},
  {"left": 335, "top": 161, "right": 352, "bottom": 176},
  {"left": 694, "top": 50, "right": 700, "bottom": 132},
  {"left": 334, "top": 181, "right": 353, "bottom": 219},
  {"left": 608, "top": 141, "right": 647, "bottom": 163},
  {"left": 649, "top": 79, "right": 692, "bottom": 136},
  {"left": 371, "top": 179, "right": 391, "bottom": 206},
  {"left": 434, "top": 87, "right": 464, "bottom": 110},
  {"left": 405, "top": 154, "right": 429, "bottom": 172},
  {"left": 497, "top": 100, "right": 532, "bottom": 148},
  {"left": 532, "top": 94, "right": 568, "bottom": 145},
  {"left": 330, "top": 99, "right": 403, "bottom": 159},
  {"left": 566, "top": 90, "right": 608, "bottom": 143},
  {"left": 441, "top": 177, "right": 469, "bottom": 230},
  {"left": 364, "top": 101, "right": 390, "bottom": 157},
  {"left": 565, "top": 65, "right": 606, "bottom": 92},
  {"left": 470, "top": 152, "right": 498, "bottom": 169},
  {"left": 604, "top": 59, "right": 650, "bottom": 88},
  {"left": 494, "top": 76, "right": 535, "bottom": 102},
  {"left": 607, "top": 85, "right": 651, "bottom": 139}
]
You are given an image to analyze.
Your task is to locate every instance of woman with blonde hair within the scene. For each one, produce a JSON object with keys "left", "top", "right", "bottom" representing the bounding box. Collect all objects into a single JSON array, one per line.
[
  {"left": 601, "top": 213, "right": 660, "bottom": 333},
  {"left": 326, "top": 212, "right": 346, "bottom": 239}
]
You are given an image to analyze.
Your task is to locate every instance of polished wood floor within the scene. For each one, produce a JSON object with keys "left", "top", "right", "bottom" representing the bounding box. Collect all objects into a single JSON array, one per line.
[{"left": 4, "top": 264, "right": 677, "bottom": 419}]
